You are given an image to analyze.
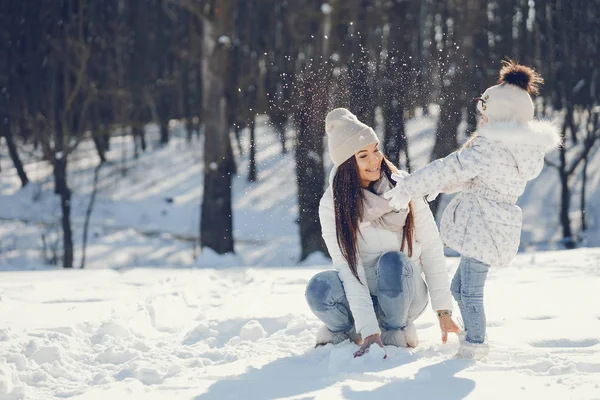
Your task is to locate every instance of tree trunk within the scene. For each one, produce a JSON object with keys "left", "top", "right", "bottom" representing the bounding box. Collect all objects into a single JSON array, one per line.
[
  {"left": 347, "top": 0, "right": 374, "bottom": 127},
  {"left": 295, "top": 2, "right": 330, "bottom": 261},
  {"left": 54, "top": 117, "right": 74, "bottom": 268},
  {"left": 56, "top": 155, "right": 74, "bottom": 269},
  {"left": 271, "top": 113, "right": 287, "bottom": 154},
  {"left": 581, "top": 152, "right": 588, "bottom": 232},
  {"left": 200, "top": 4, "right": 235, "bottom": 254},
  {"left": 496, "top": 0, "right": 516, "bottom": 60},
  {"left": 102, "top": 124, "right": 110, "bottom": 151},
  {"left": 159, "top": 115, "right": 169, "bottom": 145},
  {"left": 182, "top": 11, "right": 193, "bottom": 143},
  {"left": 81, "top": 163, "right": 102, "bottom": 268},
  {"left": 382, "top": 102, "right": 409, "bottom": 169},
  {"left": 518, "top": 0, "right": 529, "bottom": 64},
  {"left": 92, "top": 132, "right": 107, "bottom": 164},
  {"left": 558, "top": 137, "right": 575, "bottom": 249},
  {"left": 3, "top": 122, "right": 29, "bottom": 187},
  {"left": 247, "top": 0, "right": 259, "bottom": 182},
  {"left": 559, "top": 173, "right": 574, "bottom": 247},
  {"left": 248, "top": 113, "right": 257, "bottom": 182},
  {"left": 91, "top": 106, "right": 107, "bottom": 163},
  {"left": 132, "top": 124, "right": 141, "bottom": 158},
  {"left": 266, "top": 0, "right": 291, "bottom": 155},
  {"left": 382, "top": 0, "right": 414, "bottom": 170},
  {"left": 195, "top": 64, "right": 203, "bottom": 140}
]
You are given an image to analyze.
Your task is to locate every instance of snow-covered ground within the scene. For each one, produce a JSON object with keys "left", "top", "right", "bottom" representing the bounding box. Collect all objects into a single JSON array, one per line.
[
  {"left": 1, "top": 112, "right": 600, "bottom": 399},
  {"left": 1, "top": 249, "right": 600, "bottom": 399}
]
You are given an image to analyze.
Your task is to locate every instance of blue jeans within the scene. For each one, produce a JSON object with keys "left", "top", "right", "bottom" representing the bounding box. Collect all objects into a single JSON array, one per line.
[
  {"left": 451, "top": 256, "right": 490, "bottom": 344},
  {"left": 305, "top": 251, "right": 428, "bottom": 334}
]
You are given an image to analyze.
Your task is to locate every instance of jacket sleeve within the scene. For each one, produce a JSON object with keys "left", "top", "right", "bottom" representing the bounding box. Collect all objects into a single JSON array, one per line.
[
  {"left": 411, "top": 197, "right": 454, "bottom": 311},
  {"left": 403, "top": 139, "right": 493, "bottom": 198},
  {"left": 319, "top": 194, "right": 381, "bottom": 338}
]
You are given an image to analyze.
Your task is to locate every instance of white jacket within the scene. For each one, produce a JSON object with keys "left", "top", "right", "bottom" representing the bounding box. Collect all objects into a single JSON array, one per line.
[
  {"left": 319, "top": 169, "right": 454, "bottom": 339},
  {"left": 401, "top": 120, "right": 561, "bottom": 267}
]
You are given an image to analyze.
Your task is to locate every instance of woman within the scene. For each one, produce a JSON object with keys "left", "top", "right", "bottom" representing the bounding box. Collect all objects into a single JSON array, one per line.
[{"left": 305, "top": 108, "right": 459, "bottom": 358}]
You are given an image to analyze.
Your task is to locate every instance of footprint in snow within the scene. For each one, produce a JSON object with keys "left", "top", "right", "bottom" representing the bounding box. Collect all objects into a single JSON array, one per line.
[
  {"left": 523, "top": 315, "right": 555, "bottom": 321},
  {"left": 529, "top": 338, "right": 600, "bottom": 348}
]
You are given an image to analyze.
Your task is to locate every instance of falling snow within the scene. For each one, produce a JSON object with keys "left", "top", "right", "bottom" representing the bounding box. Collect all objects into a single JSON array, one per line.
[
  {"left": 218, "top": 35, "right": 231, "bottom": 45},
  {"left": 321, "top": 3, "right": 332, "bottom": 15}
]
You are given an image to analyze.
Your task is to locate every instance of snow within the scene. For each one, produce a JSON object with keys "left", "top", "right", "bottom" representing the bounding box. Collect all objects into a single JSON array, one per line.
[
  {"left": 0, "top": 251, "right": 599, "bottom": 399},
  {"left": 0, "top": 114, "right": 599, "bottom": 398},
  {"left": 217, "top": 35, "right": 230, "bottom": 46}
]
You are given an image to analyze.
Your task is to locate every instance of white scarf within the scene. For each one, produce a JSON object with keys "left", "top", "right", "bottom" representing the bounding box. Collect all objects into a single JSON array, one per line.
[{"left": 361, "top": 174, "right": 408, "bottom": 232}]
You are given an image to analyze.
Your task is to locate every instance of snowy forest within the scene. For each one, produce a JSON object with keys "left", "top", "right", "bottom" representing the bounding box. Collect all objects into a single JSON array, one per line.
[{"left": 1, "top": 1, "right": 599, "bottom": 399}]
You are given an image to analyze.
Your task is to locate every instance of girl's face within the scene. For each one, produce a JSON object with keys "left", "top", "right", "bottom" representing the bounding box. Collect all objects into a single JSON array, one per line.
[{"left": 355, "top": 142, "right": 383, "bottom": 188}]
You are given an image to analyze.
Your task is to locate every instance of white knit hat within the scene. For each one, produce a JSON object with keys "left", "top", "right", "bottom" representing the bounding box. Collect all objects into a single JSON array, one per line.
[
  {"left": 325, "top": 108, "right": 379, "bottom": 167},
  {"left": 477, "top": 60, "right": 543, "bottom": 124},
  {"left": 477, "top": 83, "right": 534, "bottom": 123}
]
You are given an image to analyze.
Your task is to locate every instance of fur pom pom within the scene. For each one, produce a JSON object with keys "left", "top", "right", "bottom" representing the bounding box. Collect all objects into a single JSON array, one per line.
[{"left": 498, "top": 59, "right": 544, "bottom": 95}]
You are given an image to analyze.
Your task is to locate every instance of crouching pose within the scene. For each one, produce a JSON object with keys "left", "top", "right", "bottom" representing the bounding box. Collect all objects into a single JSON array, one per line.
[{"left": 305, "top": 108, "right": 459, "bottom": 358}]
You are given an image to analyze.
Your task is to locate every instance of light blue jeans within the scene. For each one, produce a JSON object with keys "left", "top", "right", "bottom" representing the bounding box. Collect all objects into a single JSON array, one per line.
[
  {"left": 450, "top": 256, "right": 490, "bottom": 344},
  {"left": 305, "top": 251, "right": 428, "bottom": 334}
]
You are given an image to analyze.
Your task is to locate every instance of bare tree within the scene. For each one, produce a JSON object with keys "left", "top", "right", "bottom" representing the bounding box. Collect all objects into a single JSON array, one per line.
[
  {"left": 200, "top": 0, "right": 236, "bottom": 254},
  {"left": 294, "top": 1, "right": 331, "bottom": 261},
  {"left": 380, "top": 0, "right": 418, "bottom": 170},
  {"left": 0, "top": 3, "right": 29, "bottom": 187}
]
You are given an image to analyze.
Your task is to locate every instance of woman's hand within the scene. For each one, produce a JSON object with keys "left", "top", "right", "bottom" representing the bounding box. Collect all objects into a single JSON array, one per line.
[
  {"left": 353, "top": 333, "right": 386, "bottom": 358},
  {"left": 438, "top": 315, "right": 460, "bottom": 344}
]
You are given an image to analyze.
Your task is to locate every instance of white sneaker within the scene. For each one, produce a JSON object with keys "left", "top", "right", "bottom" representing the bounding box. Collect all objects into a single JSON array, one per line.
[
  {"left": 454, "top": 341, "right": 489, "bottom": 360},
  {"left": 381, "top": 329, "right": 408, "bottom": 347},
  {"left": 403, "top": 321, "right": 419, "bottom": 348}
]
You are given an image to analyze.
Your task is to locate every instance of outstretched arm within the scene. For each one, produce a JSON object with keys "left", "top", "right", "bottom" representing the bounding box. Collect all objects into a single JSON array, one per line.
[{"left": 385, "top": 139, "right": 492, "bottom": 207}]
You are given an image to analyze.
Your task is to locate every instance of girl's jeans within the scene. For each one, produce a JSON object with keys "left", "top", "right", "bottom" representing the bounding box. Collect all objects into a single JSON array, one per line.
[
  {"left": 450, "top": 256, "right": 490, "bottom": 344},
  {"left": 305, "top": 251, "right": 428, "bottom": 335}
]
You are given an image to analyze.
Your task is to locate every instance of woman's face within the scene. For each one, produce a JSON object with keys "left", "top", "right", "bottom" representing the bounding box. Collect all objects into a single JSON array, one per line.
[{"left": 355, "top": 142, "right": 383, "bottom": 188}]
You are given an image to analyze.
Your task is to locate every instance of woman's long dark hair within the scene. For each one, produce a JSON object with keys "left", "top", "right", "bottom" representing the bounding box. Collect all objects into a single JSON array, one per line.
[{"left": 333, "top": 156, "right": 415, "bottom": 283}]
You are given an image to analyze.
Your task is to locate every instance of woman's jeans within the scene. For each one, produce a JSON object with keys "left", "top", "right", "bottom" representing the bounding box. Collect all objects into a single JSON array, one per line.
[
  {"left": 450, "top": 256, "right": 490, "bottom": 344},
  {"left": 305, "top": 251, "right": 428, "bottom": 335}
]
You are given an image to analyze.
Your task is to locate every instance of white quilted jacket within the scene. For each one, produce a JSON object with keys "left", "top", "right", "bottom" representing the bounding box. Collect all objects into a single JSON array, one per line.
[
  {"left": 402, "top": 120, "right": 561, "bottom": 267},
  {"left": 319, "top": 169, "right": 454, "bottom": 339}
]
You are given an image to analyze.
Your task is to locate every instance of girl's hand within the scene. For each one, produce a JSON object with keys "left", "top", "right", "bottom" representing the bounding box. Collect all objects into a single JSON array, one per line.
[
  {"left": 439, "top": 315, "right": 460, "bottom": 344},
  {"left": 353, "top": 333, "right": 387, "bottom": 358},
  {"left": 384, "top": 174, "right": 411, "bottom": 211}
]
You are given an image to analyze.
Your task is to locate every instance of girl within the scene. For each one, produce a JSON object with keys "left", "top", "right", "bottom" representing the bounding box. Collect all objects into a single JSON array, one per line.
[
  {"left": 384, "top": 60, "right": 561, "bottom": 359},
  {"left": 305, "top": 108, "right": 459, "bottom": 358}
]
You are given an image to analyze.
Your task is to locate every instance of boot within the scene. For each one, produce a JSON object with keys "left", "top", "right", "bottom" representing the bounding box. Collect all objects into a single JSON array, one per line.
[
  {"left": 381, "top": 329, "right": 408, "bottom": 347},
  {"left": 403, "top": 320, "right": 419, "bottom": 348},
  {"left": 454, "top": 341, "right": 489, "bottom": 360},
  {"left": 315, "top": 324, "right": 360, "bottom": 347}
]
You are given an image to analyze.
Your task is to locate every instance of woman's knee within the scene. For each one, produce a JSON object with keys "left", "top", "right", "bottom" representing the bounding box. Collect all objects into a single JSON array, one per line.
[
  {"left": 305, "top": 271, "right": 341, "bottom": 311},
  {"left": 379, "top": 251, "right": 412, "bottom": 274},
  {"left": 377, "top": 251, "right": 413, "bottom": 297}
]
